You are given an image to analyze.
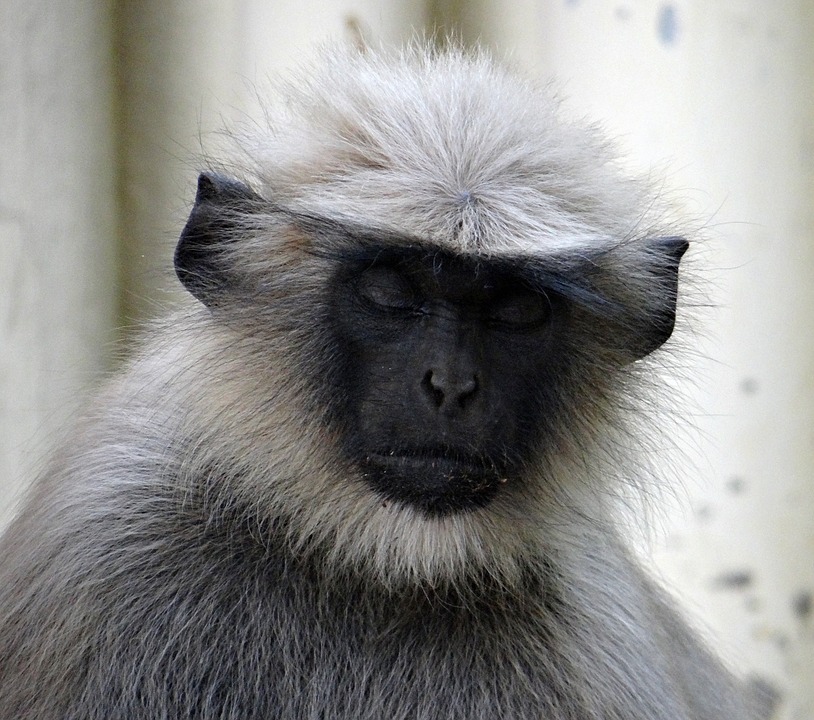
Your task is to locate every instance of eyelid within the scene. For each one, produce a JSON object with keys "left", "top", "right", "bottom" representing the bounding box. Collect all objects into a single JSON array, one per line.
[
  {"left": 487, "top": 290, "right": 553, "bottom": 329},
  {"left": 356, "top": 266, "right": 423, "bottom": 312}
]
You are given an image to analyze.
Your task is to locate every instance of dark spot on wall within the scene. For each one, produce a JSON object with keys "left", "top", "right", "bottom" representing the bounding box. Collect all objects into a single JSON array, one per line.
[
  {"left": 744, "top": 596, "right": 761, "bottom": 613},
  {"left": 793, "top": 591, "right": 812, "bottom": 620},
  {"left": 712, "top": 570, "right": 753, "bottom": 591},
  {"left": 343, "top": 15, "right": 368, "bottom": 51},
  {"left": 694, "top": 504, "right": 713, "bottom": 522},
  {"left": 740, "top": 377, "right": 759, "bottom": 395},
  {"left": 726, "top": 476, "right": 747, "bottom": 494},
  {"left": 565, "top": 0, "right": 580, "bottom": 6},
  {"left": 657, "top": 4, "right": 679, "bottom": 45},
  {"left": 615, "top": 6, "right": 631, "bottom": 21}
]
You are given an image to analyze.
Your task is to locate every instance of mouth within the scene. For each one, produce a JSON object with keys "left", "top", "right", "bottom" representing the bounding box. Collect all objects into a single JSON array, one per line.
[{"left": 359, "top": 448, "right": 505, "bottom": 516}]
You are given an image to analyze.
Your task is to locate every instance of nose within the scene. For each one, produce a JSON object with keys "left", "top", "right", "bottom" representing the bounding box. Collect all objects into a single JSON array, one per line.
[{"left": 421, "top": 368, "right": 478, "bottom": 410}]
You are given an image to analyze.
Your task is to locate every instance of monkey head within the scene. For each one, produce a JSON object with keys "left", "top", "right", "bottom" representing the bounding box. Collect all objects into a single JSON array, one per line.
[{"left": 172, "top": 46, "right": 688, "bottom": 588}]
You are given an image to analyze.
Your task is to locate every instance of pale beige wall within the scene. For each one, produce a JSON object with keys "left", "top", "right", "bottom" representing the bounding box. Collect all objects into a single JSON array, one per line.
[{"left": 0, "top": 1, "right": 118, "bottom": 525}]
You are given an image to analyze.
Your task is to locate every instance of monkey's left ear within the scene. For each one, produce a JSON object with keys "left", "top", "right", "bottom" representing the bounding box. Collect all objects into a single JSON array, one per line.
[
  {"left": 175, "top": 172, "right": 262, "bottom": 307},
  {"left": 627, "top": 235, "right": 689, "bottom": 360}
]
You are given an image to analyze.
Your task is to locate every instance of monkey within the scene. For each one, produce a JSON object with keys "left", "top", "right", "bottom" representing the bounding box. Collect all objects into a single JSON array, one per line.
[{"left": 0, "top": 44, "right": 758, "bottom": 719}]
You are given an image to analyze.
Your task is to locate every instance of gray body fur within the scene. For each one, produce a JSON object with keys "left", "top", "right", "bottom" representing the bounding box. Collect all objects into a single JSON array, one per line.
[{"left": 0, "top": 46, "right": 754, "bottom": 719}]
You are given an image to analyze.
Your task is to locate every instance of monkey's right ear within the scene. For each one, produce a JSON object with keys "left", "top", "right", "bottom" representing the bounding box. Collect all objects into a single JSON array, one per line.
[{"left": 175, "top": 172, "right": 262, "bottom": 307}]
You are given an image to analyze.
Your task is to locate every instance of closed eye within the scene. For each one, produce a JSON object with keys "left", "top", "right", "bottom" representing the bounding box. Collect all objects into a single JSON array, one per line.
[
  {"left": 356, "top": 265, "right": 424, "bottom": 314},
  {"left": 487, "top": 290, "right": 553, "bottom": 330}
]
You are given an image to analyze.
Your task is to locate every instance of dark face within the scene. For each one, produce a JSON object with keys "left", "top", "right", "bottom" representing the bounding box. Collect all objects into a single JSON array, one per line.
[
  {"left": 328, "top": 247, "right": 568, "bottom": 516},
  {"left": 174, "top": 174, "right": 686, "bottom": 517}
]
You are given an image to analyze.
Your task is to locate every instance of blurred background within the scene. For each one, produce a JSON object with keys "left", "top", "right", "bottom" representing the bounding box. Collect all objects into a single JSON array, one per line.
[{"left": 0, "top": 1, "right": 812, "bottom": 717}]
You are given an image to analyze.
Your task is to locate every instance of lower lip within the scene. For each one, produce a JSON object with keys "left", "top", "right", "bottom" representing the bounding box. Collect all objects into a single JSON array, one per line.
[
  {"left": 366, "top": 453, "right": 484, "bottom": 475},
  {"left": 361, "top": 452, "right": 504, "bottom": 513}
]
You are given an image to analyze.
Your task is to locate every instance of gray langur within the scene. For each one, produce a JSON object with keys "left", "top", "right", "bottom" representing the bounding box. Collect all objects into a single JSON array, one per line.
[{"left": 0, "top": 45, "right": 757, "bottom": 719}]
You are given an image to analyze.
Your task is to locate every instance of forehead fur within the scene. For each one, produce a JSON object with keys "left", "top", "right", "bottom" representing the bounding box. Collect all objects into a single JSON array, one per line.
[{"left": 228, "top": 44, "right": 662, "bottom": 255}]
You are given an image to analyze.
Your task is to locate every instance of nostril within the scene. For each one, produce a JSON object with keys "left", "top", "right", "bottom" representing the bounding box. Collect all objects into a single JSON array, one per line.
[{"left": 422, "top": 370, "right": 445, "bottom": 408}]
